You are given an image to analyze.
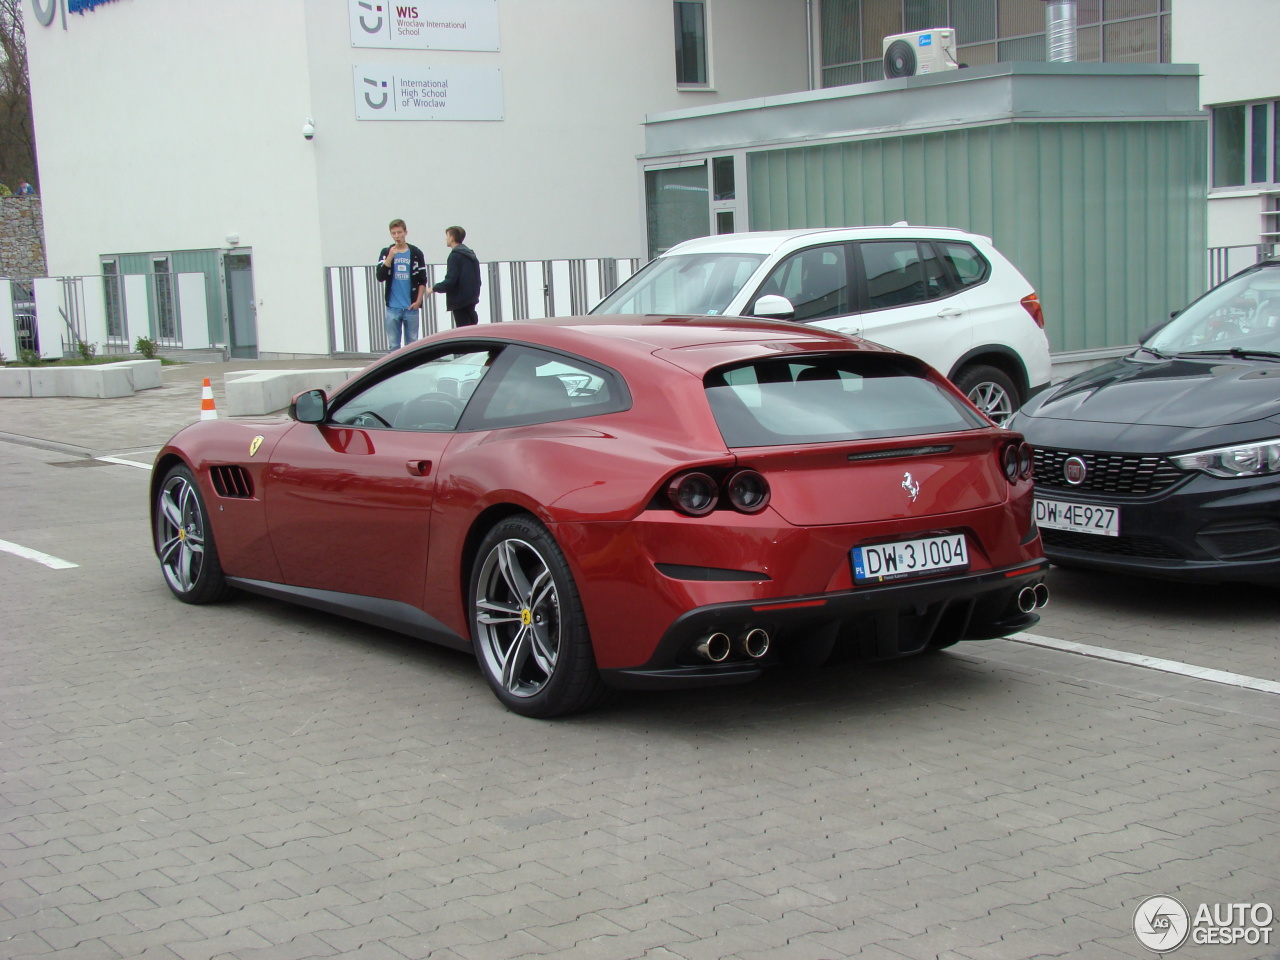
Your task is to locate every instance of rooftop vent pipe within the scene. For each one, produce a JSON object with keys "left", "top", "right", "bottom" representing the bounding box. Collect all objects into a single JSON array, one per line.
[{"left": 1044, "top": 0, "right": 1077, "bottom": 62}]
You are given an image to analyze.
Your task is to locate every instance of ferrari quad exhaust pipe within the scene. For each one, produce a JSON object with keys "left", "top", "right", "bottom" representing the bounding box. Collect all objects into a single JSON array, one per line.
[
  {"left": 1017, "top": 587, "right": 1037, "bottom": 614},
  {"left": 1017, "top": 584, "right": 1051, "bottom": 614},
  {"left": 739, "top": 628, "right": 770, "bottom": 659},
  {"left": 694, "top": 632, "right": 732, "bottom": 663}
]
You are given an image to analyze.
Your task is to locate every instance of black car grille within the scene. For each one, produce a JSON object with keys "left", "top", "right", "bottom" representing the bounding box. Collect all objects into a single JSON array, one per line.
[
  {"left": 1032, "top": 447, "right": 1186, "bottom": 497},
  {"left": 1041, "top": 529, "right": 1184, "bottom": 560}
]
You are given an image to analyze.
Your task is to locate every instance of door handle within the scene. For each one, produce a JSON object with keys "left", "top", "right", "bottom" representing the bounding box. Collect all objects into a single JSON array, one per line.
[
  {"left": 937, "top": 307, "right": 964, "bottom": 318},
  {"left": 405, "top": 460, "right": 432, "bottom": 476}
]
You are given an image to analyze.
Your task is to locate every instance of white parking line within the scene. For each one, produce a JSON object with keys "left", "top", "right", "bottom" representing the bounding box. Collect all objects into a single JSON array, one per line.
[
  {"left": 0, "top": 538, "right": 78, "bottom": 570},
  {"left": 1011, "top": 632, "right": 1280, "bottom": 696},
  {"left": 95, "top": 455, "right": 154, "bottom": 471}
]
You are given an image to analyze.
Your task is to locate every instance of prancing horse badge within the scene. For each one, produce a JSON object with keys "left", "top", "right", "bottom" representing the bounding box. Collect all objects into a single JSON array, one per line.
[
  {"left": 901, "top": 472, "right": 920, "bottom": 502},
  {"left": 249, "top": 436, "right": 264, "bottom": 457}
]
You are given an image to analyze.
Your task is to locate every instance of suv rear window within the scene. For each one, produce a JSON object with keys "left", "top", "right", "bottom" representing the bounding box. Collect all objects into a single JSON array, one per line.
[{"left": 704, "top": 355, "right": 984, "bottom": 447}]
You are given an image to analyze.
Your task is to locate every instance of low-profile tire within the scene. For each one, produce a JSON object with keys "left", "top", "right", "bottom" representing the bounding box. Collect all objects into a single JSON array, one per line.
[
  {"left": 469, "top": 515, "right": 609, "bottom": 718},
  {"left": 954, "top": 364, "right": 1020, "bottom": 425},
  {"left": 154, "top": 464, "right": 232, "bottom": 604}
]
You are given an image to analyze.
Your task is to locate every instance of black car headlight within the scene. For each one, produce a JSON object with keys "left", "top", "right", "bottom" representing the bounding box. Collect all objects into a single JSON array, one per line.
[{"left": 1171, "top": 439, "right": 1280, "bottom": 478}]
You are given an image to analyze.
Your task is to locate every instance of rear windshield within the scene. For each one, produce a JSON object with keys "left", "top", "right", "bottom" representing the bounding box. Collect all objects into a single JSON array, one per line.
[
  {"left": 705, "top": 355, "right": 985, "bottom": 447},
  {"left": 591, "top": 252, "right": 767, "bottom": 316}
]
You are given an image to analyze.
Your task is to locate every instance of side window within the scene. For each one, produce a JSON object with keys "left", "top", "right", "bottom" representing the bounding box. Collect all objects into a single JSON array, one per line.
[
  {"left": 751, "top": 243, "right": 849, "bottom": 322},
  {"left": 938, "top": 241, "right": 990, "bottom": 288},
  {"left": 858, "top": 241, "right": 947, "bottom": 311},
  {"left": 330, "top": 348, "right": 497, "bottom": 431},
  {"left": 476, "top": 347, "right": 627, "bottom": 428}
]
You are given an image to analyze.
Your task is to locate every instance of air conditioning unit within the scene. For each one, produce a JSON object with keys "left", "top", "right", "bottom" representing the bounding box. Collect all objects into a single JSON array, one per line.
[{"left": 882, "top": 28, "right": 958, "bottom": 78}]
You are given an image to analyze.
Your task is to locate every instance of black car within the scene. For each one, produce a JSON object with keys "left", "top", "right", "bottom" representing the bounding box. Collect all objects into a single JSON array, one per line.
[{"left": 1010, "top": 260, "right": 1280, "bottom": 582}]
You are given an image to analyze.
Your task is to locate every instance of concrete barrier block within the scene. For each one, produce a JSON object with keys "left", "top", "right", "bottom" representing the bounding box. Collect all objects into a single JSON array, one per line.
[
  {"left": 224, "top": 368, "right": 362, "bottom": 416},
  {"left": 102, "top": 359, "right": 163, "bottom": 390},
  {"left": 0, "top": 368, "right": 32, "bottom": 397},
  {"left": 29, "top": 365, "right": 135, "bottom": 399}
]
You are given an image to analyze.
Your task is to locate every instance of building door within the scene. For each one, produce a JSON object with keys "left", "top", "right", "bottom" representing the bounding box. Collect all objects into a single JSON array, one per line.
[{"left": 225, "top": 252, "right": 258, "bottom": 359}]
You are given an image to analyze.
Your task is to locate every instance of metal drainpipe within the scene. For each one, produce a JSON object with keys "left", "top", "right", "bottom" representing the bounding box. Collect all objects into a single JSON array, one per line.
[
  {"left": 1044, "top": 0, "right": 1078, "bottom": 62},
  {"left": 806, "top": 0, "right": 815, "bottom": 89}
]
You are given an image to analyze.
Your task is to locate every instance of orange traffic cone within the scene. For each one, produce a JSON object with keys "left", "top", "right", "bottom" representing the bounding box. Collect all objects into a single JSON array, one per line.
[{"left": 200, "top": 377, "right": 218, "bottom": 420}]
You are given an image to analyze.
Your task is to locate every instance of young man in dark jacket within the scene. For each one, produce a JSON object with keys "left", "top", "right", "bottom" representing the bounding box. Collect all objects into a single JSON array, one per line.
[
  {"left": 431, "top": 226, "right": 482, "bottom": 327},
  {"left": 375, "top": 218, "right": 427, "bottom": 350}
]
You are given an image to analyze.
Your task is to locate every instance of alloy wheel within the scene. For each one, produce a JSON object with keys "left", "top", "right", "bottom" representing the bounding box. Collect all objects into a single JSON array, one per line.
[{"left": 474, "top": 538, "right": 561, "bottom": 698}]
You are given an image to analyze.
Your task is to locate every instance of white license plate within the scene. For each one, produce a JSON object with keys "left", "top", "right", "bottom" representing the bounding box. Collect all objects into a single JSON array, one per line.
[
  {"left": 852, "top": 533, "right": 968, "bottom": 583},
  {"left": 1034, "top": 497, "right": 1120, "bottom": 536}
]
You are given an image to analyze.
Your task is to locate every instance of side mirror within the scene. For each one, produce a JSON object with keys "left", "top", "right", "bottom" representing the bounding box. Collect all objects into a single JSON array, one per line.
[
  {"left": 290, "top": 389, "right": 327, "bottom": 423},
  {"left": 752, "top": 294, "right": 795, "bottom": 320}
]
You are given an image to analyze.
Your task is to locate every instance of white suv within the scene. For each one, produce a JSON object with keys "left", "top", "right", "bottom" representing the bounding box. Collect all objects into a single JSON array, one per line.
[{"left": 591, "top": 226, "right": 1051, "bottom": 422}]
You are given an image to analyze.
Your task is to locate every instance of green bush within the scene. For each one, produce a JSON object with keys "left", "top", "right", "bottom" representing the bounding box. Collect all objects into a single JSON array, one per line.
[
  {"left": 75, "top": 339, "right": 97, "bottom": 361},
  {"left": 19, "top": 347, "right": 41, "bottom": 366},
  {"left": 135, "top": 336, "right": 159, "bottom": 360}
]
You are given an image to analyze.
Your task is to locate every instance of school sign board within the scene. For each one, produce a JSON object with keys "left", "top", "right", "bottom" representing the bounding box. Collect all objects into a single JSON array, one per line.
[{"left": 348, "top": 0, "right": 500, "bottom": 51}]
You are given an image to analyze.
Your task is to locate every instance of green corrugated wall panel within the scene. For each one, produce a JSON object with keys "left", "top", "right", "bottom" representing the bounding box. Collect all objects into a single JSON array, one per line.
[{"left": 747, "top": 119, "right": 1206, "bottom": 353}]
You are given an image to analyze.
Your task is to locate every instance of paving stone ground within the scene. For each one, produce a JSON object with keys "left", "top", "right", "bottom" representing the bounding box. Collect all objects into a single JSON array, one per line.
[{"left": 3, "top": 370, "right": 1279, "bottom": 960}]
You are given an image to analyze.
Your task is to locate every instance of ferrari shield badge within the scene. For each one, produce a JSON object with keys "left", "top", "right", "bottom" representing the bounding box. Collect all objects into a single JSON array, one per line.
[{"left": 249, "top": 436, "right": 264, "bottom": 457}]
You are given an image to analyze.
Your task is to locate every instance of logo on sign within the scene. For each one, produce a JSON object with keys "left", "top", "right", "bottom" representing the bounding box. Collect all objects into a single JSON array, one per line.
[
  {"left": 356, "top": 0, "right": 383, "bottom": 34},
  {"left": 901, "top": 472, "right": 920, "bottom": 502},
  {"left": 919, "top": 33, "right": 932, "bottom": 46},
  {"left": 1133, "top": 896, "right": 1190, "bottom": 952},
  {"left": 1063, "top": 456, "right": 1088, "bottom": 485},
  {"left": 363, "top": 77, "right": 390, "bottom": 110}
]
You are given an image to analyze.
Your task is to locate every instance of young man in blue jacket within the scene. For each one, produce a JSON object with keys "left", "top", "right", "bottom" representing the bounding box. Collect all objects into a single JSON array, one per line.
[
  {"left": 431, "top": 226, "right": 482, "bottom": 327},
  {"left": 375, "top": 219, "right": 427, "bottom": 350}
]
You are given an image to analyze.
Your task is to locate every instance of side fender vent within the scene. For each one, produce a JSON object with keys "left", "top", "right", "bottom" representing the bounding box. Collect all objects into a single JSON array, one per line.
[{"left": 210, "top": 465, "right": 254, "bottom": 499}]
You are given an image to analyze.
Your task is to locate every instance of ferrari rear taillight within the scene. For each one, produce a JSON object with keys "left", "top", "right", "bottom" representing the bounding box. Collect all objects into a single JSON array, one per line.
[
  {"left": 1002, "top": 441, "right": 1033, "bottom": 482},
  {"left": 667, "top": 472, "right": 719, "bottom": 516},
  {"left": 1021, "top": 292, "right": 1045, "bottom": 329},
  {"left": 666, "top": 469, "right": 773, "bottom": 516},
  {"left": 724, "top": 469, "right": 771, "bottom": 514}
]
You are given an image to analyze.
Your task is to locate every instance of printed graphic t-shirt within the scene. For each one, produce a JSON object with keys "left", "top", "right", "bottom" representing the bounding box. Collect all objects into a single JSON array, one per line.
[{"left": 389, "top": 249, "right": 412, "bottom": 309}]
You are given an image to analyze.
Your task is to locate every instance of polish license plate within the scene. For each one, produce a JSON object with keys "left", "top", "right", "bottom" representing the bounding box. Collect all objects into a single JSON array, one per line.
[
  {"left": 1034, "top": 497, "right": 1120, "bottom": 536},
  {"left": 852, "top": 533, "right": 968, "bottom": 583}
]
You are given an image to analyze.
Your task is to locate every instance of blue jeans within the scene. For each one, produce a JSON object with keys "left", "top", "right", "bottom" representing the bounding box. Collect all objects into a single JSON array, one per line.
[{"left": 384, "top": 306, "right": 420, "bottom": 351}]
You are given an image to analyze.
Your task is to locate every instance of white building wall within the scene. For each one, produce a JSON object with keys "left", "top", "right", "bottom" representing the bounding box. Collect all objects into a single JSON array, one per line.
[
  {"left": 25, "top": 0, "right": 808, "bottom": 356},
  {"left": 1173, "top": 0, "right": 1280, "bottom": 250},
  {"left": 25, "top": 0, "right": 327, "bottom": 355},
  {"left": 302, "top": 0, "right": 808, "bottom": 268}
]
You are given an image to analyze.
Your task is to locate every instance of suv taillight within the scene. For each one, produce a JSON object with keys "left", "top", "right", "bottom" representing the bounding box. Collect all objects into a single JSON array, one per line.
[{"left": 1021, "top": 292, "right": 1045, "bottom": 329}]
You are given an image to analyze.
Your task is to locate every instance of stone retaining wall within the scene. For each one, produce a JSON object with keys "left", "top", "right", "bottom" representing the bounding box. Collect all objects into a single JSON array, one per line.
[{"left": 0, "top": 197, "right": 47, "bottom": 282}]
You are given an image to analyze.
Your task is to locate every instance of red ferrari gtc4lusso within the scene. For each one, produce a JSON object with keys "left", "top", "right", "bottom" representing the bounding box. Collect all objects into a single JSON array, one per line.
[{"left": 152, "top": 316, "right": 1047, "bottom": 717}]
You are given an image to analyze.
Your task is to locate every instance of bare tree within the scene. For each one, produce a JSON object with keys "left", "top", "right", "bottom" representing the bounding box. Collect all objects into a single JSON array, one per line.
[{"left": 0, "top": 0, "right": 38, "bottom": 192}]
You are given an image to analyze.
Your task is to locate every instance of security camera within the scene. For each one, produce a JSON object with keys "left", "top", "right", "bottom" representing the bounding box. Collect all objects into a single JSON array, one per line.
[{"left": 302, "top": 119, "right": 315, "bottom": 141}]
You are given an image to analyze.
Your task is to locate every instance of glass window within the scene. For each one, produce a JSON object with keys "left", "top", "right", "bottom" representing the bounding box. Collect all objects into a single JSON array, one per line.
[
  {"left": 645, "top": 163, "right": 710, "bottom": 259},
  {"left": 152, "top": 257, "right": 176, "bottom": 341},
  {"left": 478, "top": 347, "right": 625, "bottom": 428},
  {"left": 952, "top": 0, "right": 996, "bottom": 43},
  {"left": 1077, "top": 0, "right": 1101, "bottom": 25},
  {"left": 822, "top": 64, "right": 862, "bottom": 87},
  {"left": 1104, "top": 0, "right": 1157, "bottom": 16},
  {"left": 752, "top": 244, "right": 850, "bottom": 321},
  {"left": 330, "top": 348, "right": 497, "bottom": 430},
  {"left": 102, "top": 260, "right": 125, "bottom": 340},
  {"left": 957, "top": 42, "right": 997, "bottom": 66},
  {"left": 1273, "top": 102, "right": 1280, "bottom": 184},
  {"left": 938, "top": 241, "right": 990, "bottom": 287},
  {"left": 903, "top": 0, "right": 947, "bottom": 32},
  {"left": 1102, "top": 16, "right": 1158, "bottom": 62},
  {"left": 674, "top": 1, "right": 708, "bottom": 85},
  {"left": 997, "top": 34, "right": 1046, "bottom": 61},
  {"left": 1253, "top": 104, "right": 1270, "bottom": 184},
  {"left": 861, "top": 0, "right": 901, "bottom": 59},
  {"left": 592, "top": 252, "right": 766, "bottom": 316},
  {"left": 704, "top": 354, "right": 983, "bottom": 447},
  {"left": 1076, "top": 25, "right": 1102, "bottom": 62},
  {"left": 1213, "top": 105, "right": 1247, "bottom": 188},
  {"left": 822, "top": 0, "right": 861, "bottom": 67},
  {"left": 998, "top": 0, "right": 1044, "bottom": 37},
  {"left": 712, "top": 156, "right": 735, "bottom": 201},
  {"left": 859, "top": 240, "right": 939, "bottom": 310},
  {"left": 715, "top": 211, "right": 734, "bottom": 235}
]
